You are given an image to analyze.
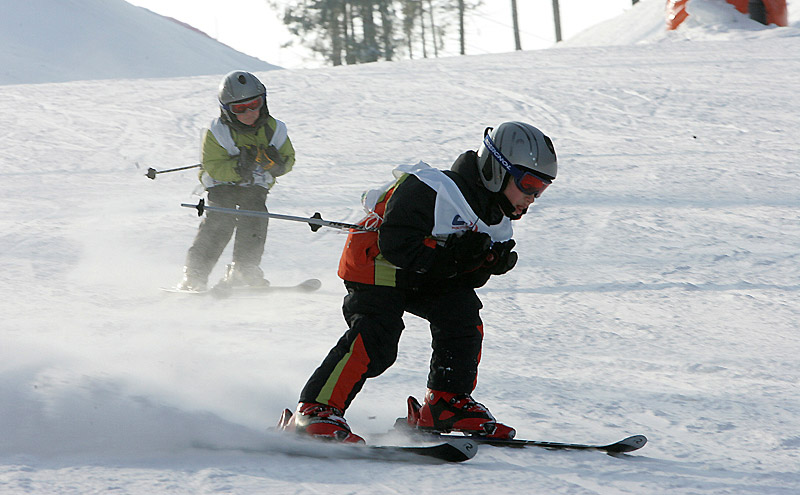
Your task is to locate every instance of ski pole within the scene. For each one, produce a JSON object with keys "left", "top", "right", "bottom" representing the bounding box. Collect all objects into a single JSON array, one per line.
[
  {"left": 145, "top": 163, "right": 201, "bottom": 180},
  {"left": 181, "top": 199, "right": 378, "bottom": 233}
]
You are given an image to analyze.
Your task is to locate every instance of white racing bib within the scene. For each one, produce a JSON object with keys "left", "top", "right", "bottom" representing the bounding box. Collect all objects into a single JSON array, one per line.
[{"left": 364, "top": 161, "right": 513, "bottom": 243}]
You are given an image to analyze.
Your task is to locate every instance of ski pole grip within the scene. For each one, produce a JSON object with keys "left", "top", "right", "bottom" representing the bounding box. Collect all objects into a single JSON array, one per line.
[
  {"left": 309, "top": 212, "right": 323, "bottom": 232},
  {"left": 180, "top": 199, "right": 206, "bottom": 216}
]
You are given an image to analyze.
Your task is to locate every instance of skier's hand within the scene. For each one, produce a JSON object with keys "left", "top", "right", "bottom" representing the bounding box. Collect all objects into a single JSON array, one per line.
[
  {"left": 446, "top": 230, "right": 492, "bottom": 273},
  {"left": 484, "top": 240, "right": 518, "bottom": 275},
  {"left": 263, "top": 145, "right": 284, "bottom": 167},
  {"left": 236, "top": 145, "right": 258, "bottom": 182}
]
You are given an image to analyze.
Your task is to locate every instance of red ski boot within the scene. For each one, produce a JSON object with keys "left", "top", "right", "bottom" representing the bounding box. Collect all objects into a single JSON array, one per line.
[
  {"left": 277, "top": 402, "right": 365, "bottom": 444},
  {"left": 406, "top": 389, "right": 516, "bottom": 439}
]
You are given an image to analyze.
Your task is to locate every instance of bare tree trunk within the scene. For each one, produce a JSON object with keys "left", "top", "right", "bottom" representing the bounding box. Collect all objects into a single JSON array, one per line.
[
  {"left": 552, "top": 0, "right": 562, "bottom": 42},
  {"left": 360, "top": 0, "right": 379, "bottom": 62},
  {"left": 329, "top": 1, "right": 343, "bottom": 66},
  {"left": 458, "top": 0, "right": 465, "bottom": 55},
  {"left": 419, "top": 1, "right": 428, "bottom": 58},
  {"left": 511, "top": 0, "right": 521, "bottom": 50},
  {"left": 344, "top": 2, "right": 357, "bottom": 65},
  {"left": 378, "top": 0, "right": 394, "bottom": 61},
  {"left": 403, "top": 1, "right": 415, "bottom": 59},
  {"left": 427, "top": 0, "right": 438, "bottom": 57}
]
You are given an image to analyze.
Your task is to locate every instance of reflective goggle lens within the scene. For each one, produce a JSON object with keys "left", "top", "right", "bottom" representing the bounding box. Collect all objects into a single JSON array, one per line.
[
  {"left": 228, "top": 96, "right": 263, "bottom": 114},
  {"left": 515, "top": 171, "right": 550, "bottom": 197}
]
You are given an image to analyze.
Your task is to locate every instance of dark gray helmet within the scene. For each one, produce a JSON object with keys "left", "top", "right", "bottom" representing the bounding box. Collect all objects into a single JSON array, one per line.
[
  {"left": 218, "top": 71, "right": 269, "bottom": 127},
  {"left": 218, "top": 70, "right": 266, "bottom": 105},
  {"left": 476, "top": 122, "right": 557, "bottom": 193}
]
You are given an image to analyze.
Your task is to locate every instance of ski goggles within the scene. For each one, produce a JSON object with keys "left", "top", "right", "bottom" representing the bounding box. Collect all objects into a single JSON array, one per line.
[
  {"left": 226, "top": 95, "right": 264, "bottom": 114},
  {"left": 483, "top": 133, "right": 551, "bottom": 197}
]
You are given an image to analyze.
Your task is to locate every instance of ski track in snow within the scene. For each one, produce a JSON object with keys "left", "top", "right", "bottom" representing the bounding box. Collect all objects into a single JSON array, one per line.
[{"left": 1, "top": 0, "right": 800, "bottom": 493}]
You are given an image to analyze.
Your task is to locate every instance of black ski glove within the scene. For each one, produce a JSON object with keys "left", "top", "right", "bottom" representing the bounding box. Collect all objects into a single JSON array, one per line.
[
  {"left": 446, "top": 230, "right": 492, "bottom": 273},
  {"left": 236, "top": 145, "right": 258, "bottom": 182},
  {"left": 483, "top": 239, "right": 518, "bottom": 275},
  {"left": 264, "top": 145, "right": 284, "bottom": 167}
]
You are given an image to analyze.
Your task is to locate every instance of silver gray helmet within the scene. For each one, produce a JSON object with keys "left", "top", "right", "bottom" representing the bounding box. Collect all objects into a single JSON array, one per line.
[
  {"left": 476, "top": 122, "right": 557, "bottom": 193},
  {"left": 218, "top": 71, "right": 269, "bottom": 128},
  {"left": 218, "top": 70, "right": 266, "bottom": 105}
]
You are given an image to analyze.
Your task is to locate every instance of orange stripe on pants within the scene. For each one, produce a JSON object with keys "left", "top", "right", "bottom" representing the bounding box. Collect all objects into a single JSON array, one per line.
[{"left": 318, "top": 334, "right": 370, "bottom": 410}]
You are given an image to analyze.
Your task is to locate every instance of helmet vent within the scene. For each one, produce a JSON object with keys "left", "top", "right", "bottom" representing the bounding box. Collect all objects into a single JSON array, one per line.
[
  {"left": 481, "top": 157, "right": 493, "bottom": 181},
  {"left": 544, "top": 135, "right": 556, "bottom": 156}
]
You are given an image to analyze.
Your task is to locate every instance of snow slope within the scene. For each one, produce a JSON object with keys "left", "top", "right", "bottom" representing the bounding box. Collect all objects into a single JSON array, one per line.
[
  {"left": 1, "top": 0, "right": 799, "bottom": 493},
  {"left": 0, "top": 0, "right": 277, "bottom": 85}
]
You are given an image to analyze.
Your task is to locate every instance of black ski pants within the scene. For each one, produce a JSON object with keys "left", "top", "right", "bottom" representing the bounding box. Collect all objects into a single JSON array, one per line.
[
  {"left": 185, "top": 185, "right": 269, "bottom": 280},
  {"left": 300, "top": 282, "right": 484, "bottom": 411}
]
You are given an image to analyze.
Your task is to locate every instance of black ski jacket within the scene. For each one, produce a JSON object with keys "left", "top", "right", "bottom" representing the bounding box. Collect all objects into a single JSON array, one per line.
[{"left": 377, "top": 150, "right": 508, "bottom": 290}]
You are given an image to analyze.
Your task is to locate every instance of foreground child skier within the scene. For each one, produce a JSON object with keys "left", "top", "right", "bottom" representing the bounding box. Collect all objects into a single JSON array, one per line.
[
  {"left": 178, "top": 71, "right": 295, "bottom": 291},
  {"left": 279, "top": 122, "right": 557, "bottom": 442}
]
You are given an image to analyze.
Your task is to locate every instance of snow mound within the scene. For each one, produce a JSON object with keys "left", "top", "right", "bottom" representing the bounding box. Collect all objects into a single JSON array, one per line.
[
  {"left": 0, "top": 0, "right": 278, "bottom": 85},
  {"left": 564, "top": 0, "right": 799, "bottom": 47}
]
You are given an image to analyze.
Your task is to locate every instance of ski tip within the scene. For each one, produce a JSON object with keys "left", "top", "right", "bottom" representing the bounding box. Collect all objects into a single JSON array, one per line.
[
  {"left": 442, "top": 437, "right": 479, "bottom": 461},
  {"left": 276, "top": 408, "right": 294, "bottom": 430},
  {"left": 160, "top": 286, "right": 207, "bottom": 294},
  {"left": 608, "top": 434, "right": 648, "bottom": 453},
  {"left": 299, "top": 278, "right": 322, "bottom": 291}
]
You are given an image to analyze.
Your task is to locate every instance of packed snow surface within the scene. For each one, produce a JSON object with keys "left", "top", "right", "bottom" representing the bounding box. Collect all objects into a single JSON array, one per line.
[{"left": 1, "top": 0, "right": 799, "bottom": 493}]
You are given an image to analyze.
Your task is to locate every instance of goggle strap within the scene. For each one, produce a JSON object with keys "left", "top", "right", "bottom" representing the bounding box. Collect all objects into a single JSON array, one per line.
[{"left": 483, "top": 134, "right": 516, "bottom": 178}]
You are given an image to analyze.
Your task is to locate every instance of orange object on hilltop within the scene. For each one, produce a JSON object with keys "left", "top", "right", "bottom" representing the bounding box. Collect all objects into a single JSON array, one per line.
[
  {"left": 666, "top": 0, "right": 788, "bottom": 30},
  {"left": 665, "top": 0, "right": 690, "bottom": 30}
]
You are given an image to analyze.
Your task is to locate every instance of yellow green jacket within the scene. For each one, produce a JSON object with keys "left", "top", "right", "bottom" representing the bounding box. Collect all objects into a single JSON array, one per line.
[{"left": 199, "top": 115, "right": 295, "bottom": 190}]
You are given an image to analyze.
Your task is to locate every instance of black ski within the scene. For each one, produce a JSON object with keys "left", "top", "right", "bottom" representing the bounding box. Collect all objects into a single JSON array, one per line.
[
  {"left": 430, "top": 433, "right": 647, "bottom": 453},
  {"left": 396, "top": 396, "right": 647, "bottom": 454},
  {"left": 161, "top": 278, "right": 321, "bottom": 297},
  {"left": 194, "top": 436, "right": 477, "bottom": 463},
  {"left": 393, "top": 418, "right": 645, "bottom": 454},
  {"left": 363, "top": 437, "right": 477, "bottom": 463}
]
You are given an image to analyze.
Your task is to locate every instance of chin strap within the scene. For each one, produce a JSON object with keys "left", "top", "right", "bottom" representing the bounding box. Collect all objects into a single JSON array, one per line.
[{"left": 496, "top": 192, "right": 525, "bottom": 220}]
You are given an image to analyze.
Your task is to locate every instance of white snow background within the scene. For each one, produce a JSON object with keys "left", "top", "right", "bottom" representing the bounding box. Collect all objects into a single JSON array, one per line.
[{"left": 1, "top": 0, "right": 799, "bottom": 493}]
